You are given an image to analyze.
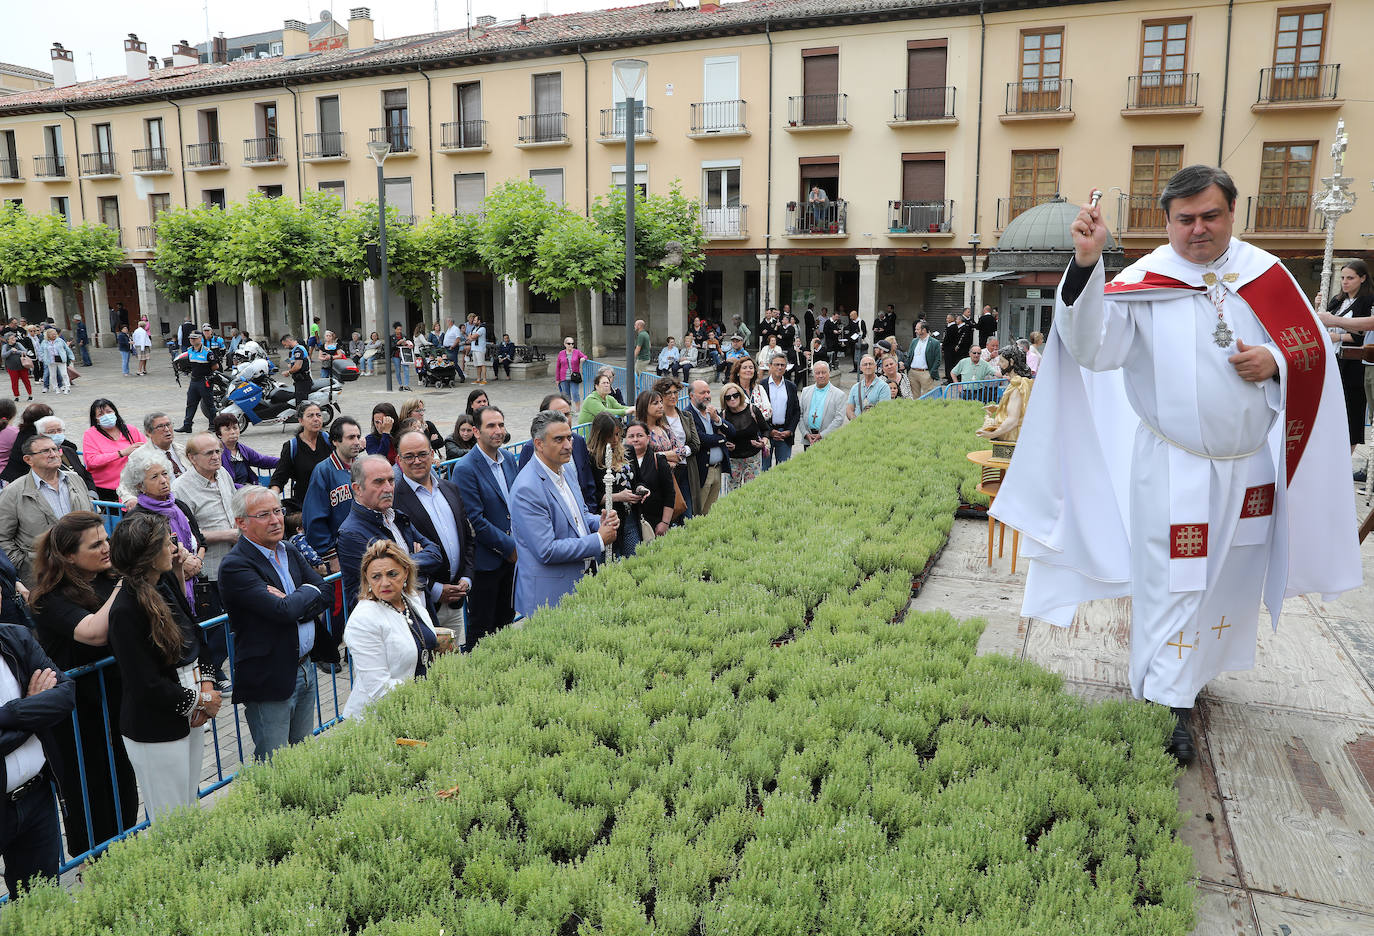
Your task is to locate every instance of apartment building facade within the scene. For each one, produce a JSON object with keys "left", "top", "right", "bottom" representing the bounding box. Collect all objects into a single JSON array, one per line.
[{"left": 0, "top": 0, "right": 1367, "bottom": 353}]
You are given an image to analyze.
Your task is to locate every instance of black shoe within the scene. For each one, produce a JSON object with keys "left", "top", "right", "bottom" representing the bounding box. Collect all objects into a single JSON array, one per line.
[
  {"left": 175, "top": 426, "right": 193, "bottom": 433},
  {"left": 1355, "top": 469, "right": 1367, "bottom": 483},
  {"left": 213, "top": 675, "right": 232, "bottom": 701},
  {"left": 1166, "top": 707, "right": 1195, "bottom": 765}
]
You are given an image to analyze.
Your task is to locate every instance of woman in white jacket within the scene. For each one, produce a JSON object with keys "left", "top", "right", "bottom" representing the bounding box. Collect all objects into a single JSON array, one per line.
[
  {"left": 341, "top": 540, "right": 443, "bottom": 721},
  {"left": 38, "top": 327, "right": 72, "bottom": 394}
]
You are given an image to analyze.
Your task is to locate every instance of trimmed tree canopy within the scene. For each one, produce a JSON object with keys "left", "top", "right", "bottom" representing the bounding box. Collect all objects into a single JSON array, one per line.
[{"left": 0, "top": 205, "right": 123, "bottom": 288}]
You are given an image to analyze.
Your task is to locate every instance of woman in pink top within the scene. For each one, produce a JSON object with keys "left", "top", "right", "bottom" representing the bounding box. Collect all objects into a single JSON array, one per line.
[
  {"left": 82, "top": 398, "right": 146, "bottom": 501},
  {"left": 556, "top": 337, "right": 588, "bottom": 404}
]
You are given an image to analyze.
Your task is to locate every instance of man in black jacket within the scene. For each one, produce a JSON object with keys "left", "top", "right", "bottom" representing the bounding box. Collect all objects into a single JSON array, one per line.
[
  {"left": 976, "top": 304, "right": 999, "bottom": 347},
  {"left": 760, "top": 355, "right": 801, "bottom": 469},
  {"left": 219, "top": 486, "right": 330, "bottom": 762},
  {"left": 687, "top": 379, "right": 731, "bottom": 515},
  {"left": 0, "top": 622, "right": 76, "bottom": 896},
  {"left": 392, "top": 430, "right": 476, "bottom": 645},
  {"left": 845, "top": 309, "right": 867, "bottom": 373}
]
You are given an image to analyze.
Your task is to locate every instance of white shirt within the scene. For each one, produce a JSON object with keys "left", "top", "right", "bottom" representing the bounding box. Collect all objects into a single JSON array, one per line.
[
  {"left": 766, "top": 377, "right": 789, "bottom": 426},
  {"left": 478, "top": 447, "right": 510, "bottom": 503},
  {"left": 32, "top": 470, "right": 72, "bottom": 518},
  {"left": 0, "top": 653, "right": 47, "bottom": 792},
  {"left": 443, "top": 325, "right": 461, "bottom": 349},
  {"left": 538, "top": 455, "right": 587, "bottom": 536},
  {"left": 132, "top": 327, "right": 151, "bottom": 350},
  {"left": 910, "top": 337, "right": 930, "bottom": 368}
]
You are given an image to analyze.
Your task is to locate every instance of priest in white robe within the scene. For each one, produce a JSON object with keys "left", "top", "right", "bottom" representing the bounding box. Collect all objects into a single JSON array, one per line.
[{"left": 992, "top": 165, "right": 1360, "bottom": 763}]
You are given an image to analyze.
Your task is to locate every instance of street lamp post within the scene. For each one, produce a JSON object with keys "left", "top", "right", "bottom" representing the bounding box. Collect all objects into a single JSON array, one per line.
[
  {"left": 614, "top": 58, "right": 647, "bottom": 401},
  {"left": 367, "top": 138, "right": 394, "bottom": 391}
]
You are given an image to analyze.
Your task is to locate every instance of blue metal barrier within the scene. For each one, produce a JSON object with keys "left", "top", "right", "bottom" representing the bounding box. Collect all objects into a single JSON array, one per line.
[
  {"left": 0, "top": 572, "right": 354, "bottom": 901},
  {"left": 579, "top": 359, "right": 691, "bottom": 410},
  {"left": 918, "top": 377, "right": 1008, "bottom": 404}
]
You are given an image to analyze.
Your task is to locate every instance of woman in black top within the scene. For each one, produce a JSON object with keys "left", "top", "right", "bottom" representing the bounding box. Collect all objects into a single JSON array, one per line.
[
  {"left": 397, "top": 398, "right": 445, "bottom": 454},
  {"left": 625, "top": 420, "right": 676, "bottom": 542},
  {"left": 269, "top": 402, "right": 331, "bottom": 513},
  {"left": 30, "top": 512, "right": 138, "bottom": 859},
  {"left": 106, "top": 513, "right": 223, "bottom": 822},
  {"left": 1322, "top": 260, "right": 1374, "bottom": 453}
]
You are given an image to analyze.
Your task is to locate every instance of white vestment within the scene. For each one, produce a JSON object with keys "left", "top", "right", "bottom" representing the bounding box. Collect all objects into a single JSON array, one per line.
[{"left": 992, "top": 239, "right": 1360, "bottom": 707}]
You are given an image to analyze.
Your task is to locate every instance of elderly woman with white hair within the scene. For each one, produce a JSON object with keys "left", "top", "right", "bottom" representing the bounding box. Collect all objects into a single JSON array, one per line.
[
  {"left": 122, "top": 446, "right": 207, "bottom": 603},
  {"left": 38, "top": 327, "right": 74, "bottom": 395}
]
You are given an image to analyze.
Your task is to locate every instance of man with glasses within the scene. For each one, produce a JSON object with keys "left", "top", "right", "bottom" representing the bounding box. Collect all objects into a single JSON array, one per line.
[
  {"left": 0, "top": 436, "right": 94, "bottom": 584},
  {"left": 173, "top": 433, "right": 239, "bottom": 687},
  {"left": 392, "top": 430, "right": 474, "bottom": 645},
  {"left": 218, "top": 487, "right": 330, "bottom": 762},
  {"left": 118, "top": 412, "right": 189, "bottom": 502},
  {"left": 302, "top": 416, "right": 365, "bottom": 573}
]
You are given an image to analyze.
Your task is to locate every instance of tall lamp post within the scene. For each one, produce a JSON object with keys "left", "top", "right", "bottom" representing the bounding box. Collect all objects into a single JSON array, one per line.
[
  {"left": 613, "top": 58, "right": 647, "bottom": 400},
  {"left": 367, "top": 138, "right": 394, "bottom": 391}
]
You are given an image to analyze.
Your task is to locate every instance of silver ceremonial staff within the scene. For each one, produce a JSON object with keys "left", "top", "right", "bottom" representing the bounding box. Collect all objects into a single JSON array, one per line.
[{"left": 604, "top": 443, "right": 615, "bottom": 565}]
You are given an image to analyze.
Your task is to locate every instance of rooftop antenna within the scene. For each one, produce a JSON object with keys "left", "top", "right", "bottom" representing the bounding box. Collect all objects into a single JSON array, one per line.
[
  {"left": 203, "top": 0, "right": 212, "bottom": 63},
  {"left": 466, "top": 0, "right": 472, "bottom": 40},
  {"left": 434, "top": 0, "right": 440, "bottom": 32},
  {"left": 87, "top": 52, "right": 95, "bottom": 80}
]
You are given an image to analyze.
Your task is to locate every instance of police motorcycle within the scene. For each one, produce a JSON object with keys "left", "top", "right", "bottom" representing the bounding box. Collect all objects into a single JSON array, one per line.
[{"left": 219, "top": 355, "right": 357, "bottom": 433}]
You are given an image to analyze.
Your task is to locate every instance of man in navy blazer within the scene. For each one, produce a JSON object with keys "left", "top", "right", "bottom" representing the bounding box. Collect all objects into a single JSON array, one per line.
[
  {"left": 392, "top": 429, "right": 475, "bottom": 644},
  {"left": 218, "top": 486, "right": 330, "bottom": 762},
  {"left": 510, "top": 410, "right": 617, "bottom": 619},
  {"left": 335, "top": 455, "right": 447, "bottom": 619},
  {"left": 515, "top": 393, "right": 596, "bottom": 511},
  {"left": 686, "top": 379, "right": 731, "bottom": 515},
  {"left": 452, "top": 405, "right": 519, "bottom": 641},
  {"left": 759, "top": 355, "right": 801, "bottom": 469}
]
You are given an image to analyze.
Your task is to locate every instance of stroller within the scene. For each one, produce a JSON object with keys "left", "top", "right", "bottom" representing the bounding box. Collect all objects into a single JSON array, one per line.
[{"left": 416, "top": 346, "right": 457, "bottom": 388}]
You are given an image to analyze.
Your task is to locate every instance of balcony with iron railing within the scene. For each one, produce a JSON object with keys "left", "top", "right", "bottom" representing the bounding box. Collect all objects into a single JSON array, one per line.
[
  {"left": 185, "top": 141, "right": 226, "bottom": 169},
  {"left": 786, "top": 93, "right": 849, "bottom": 130},
  {"left": 517, "top": 113, "right": 570, "bottom": 146},
  {"left": 888, "top": 199, "right": 954, "bottom": 234},
  {"left": 303, "top": 131, "right": 347, "bottom": 160},
  {"left": 0, "top": 157, "right": 19, "bottom": 181},
  {"left": 132, "top": 147, "right": 170, "bottom": 173},
  {"left": 1001, "top": 78, "right": 1073, "bottom": 119},
  {"left": 1255, "top": 63, "right": 1340, "bottom": 108},
  {"left": 598, "top": 106, "right": 654, "bottom": 143},
  {"left": 244, "top": 137, "right": 284, "bottom": 164},
  {"left": 995, "top": 194, "right": 1058, "bottom": 229},
  {"left": 786, "top": 198, "right": 847, "bottom": 236},
  {"left": 890, "top": 87, "right": 957, "bottom": 123},
  {"left": 136, "top": 225, "right": 156, "bottom": 250},
  {"left": 1244, "top": 194, "right": 1325, "bottom": 234},
  {"left": 80, "top": 152, "right": 118, "bottom": 177},
  {"left": 370, "top": 125, "right": 415, "bottom": 154},
  {"left": 439, "top": 120, "right": 487, "bottom": 151},
  {"left": 1123, "top": 73, "right": 1200, "bottom": 113},
  {"left": 688, "top": 100, "right": 747, "bottom": 137},
  {"left": 1120, "top": 194, "right": 1168, "bottom": 233},
  {"left": 33, "top": 155, "right": 66, "bottom": 178},
  {"left": 700, "top": 205, "right": 747, "bottom": 239}
]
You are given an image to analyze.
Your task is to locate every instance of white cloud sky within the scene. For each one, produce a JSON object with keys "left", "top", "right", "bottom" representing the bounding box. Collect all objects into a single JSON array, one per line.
[{"left": 2, "top": 0, "right": 614, "bottom": 79}]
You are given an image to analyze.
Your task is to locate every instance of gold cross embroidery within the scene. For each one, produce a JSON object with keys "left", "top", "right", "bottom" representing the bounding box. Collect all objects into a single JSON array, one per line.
[
  {"left": 1278, "top": 326, "right": 1323, "bottom": 372},
  {"left": 1286, "top": 419, "right": 1305, "bottom": 457},
  {"left": 1173, "top": 525, "right": 1206, "bottom": 558},
  {"left": 1212, "top": 617, "right": 1230, "bottom": 639},
  {"left": 1167, "top": 630, "right": 1194, "bottom": 659}
]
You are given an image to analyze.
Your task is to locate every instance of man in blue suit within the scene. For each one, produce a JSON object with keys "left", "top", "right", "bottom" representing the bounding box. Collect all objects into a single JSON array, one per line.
[
  {"left": 451, "top": 405, "right": 519, "bottom": 641},
  {"left": 218, "top": 486, "right": 331, "bottom": 762},
  {"left": 516, "top": 393, "right": 596, "bottom": 511},
  {"left": 509, "top": 410, "right": 618, "bottom": 619}
]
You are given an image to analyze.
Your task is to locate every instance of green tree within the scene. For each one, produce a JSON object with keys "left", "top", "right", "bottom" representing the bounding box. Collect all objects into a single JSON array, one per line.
[
  {"left": 150, "top": 204, "right": 229, "bottom": 302},
  {"left": 592, "top": 180, "right": 708, "bottom": 288},
  {"left": 475, "top": 180, "right": 563, "bottom": 287},
  {"left": 215, "top": 191, "right": 346, "bottom": 328},
  {"left": 334, "top": 200, "right": 428, "bottom": 322},
  {"left": 529, "top": 211, "right": 620, "bottom": 353},
  {"left": 414, "top": 210, "right": 484, "bottom": 325},
  {"left": 0, "top": 204, "right": 123, "bottom": 324}
]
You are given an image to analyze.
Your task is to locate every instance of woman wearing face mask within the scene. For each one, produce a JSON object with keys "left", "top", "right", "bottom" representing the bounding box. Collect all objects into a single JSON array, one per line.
[{"left": 82, "top": 398, "right": 146, "bottom": 502}]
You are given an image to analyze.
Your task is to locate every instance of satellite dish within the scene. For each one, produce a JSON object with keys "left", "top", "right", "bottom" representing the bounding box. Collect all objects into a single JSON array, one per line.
[{"left": 320, "top": 9, "right": 332, "bottom": 20}]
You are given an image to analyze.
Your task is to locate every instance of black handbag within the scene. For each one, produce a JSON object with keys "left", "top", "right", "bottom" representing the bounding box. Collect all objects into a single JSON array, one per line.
[
  {"left": 192, "top": 577, "right": 222, "bottom": 622},
  {"left": 570, "top": 371, "right": 583, "bottom": 383}
]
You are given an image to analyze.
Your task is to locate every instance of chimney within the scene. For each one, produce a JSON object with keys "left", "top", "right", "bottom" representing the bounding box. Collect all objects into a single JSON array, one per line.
[
  {"left": 148, "top": 55, "right": 160, "bottom": 70},
  {"left": 283, "top": 20, "right": 309, "bottom": 57},
  {"left": 161, "top": 57, "right": 172, "bottom": 68},
  {"left": 171, "top": 40, "right": 198, "bottom": 68},
  {"left": 212, "top": 34, "right": 228, "bottom": 64},
  {"left": 517, "top": 14, "right": 529, "bottom": 30},
  {"left": 124, "top": 33, "right": 149, "bottom": 81},
  {"left": 49, "top": 43, "right": 77, "bottom": 88},
  {"left": 699, "top": 1, "right": 721, "bottom": 11},
  {"left": 347, "top": 8, "right": 374, "bottom": 49}
]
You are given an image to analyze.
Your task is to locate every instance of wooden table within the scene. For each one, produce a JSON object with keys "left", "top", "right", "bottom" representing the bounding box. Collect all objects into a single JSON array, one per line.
[{"left": 967, "top": 449, "right": 1019, "bottom": 572}]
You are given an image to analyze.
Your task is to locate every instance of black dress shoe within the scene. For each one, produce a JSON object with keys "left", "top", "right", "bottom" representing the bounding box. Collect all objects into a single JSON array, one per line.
[
  {"left": 1167, "top": 706, "right": 1196, "bottom": 765},
  {"left": 1354, "top": 469, "right": 1367, "bottom": 483},
  {"left": 175, "top": 426, "right": 193, "bottom": 433}
]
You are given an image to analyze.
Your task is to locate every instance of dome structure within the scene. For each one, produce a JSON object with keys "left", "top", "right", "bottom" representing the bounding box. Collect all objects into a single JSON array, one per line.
[{"left": 987, "top": 196, "right": 1124, "bottom": 272}]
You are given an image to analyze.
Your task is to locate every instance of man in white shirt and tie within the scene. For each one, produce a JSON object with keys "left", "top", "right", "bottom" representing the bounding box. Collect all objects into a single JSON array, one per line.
[
  {"left": 508, "top": 411, "right": 617, "bottom": 618},
  {"left": 451, "top": 406, "right": 520, "bottom": 638},
  {"left": 118, "top": 413, "right": 189, "bottom": 503}
]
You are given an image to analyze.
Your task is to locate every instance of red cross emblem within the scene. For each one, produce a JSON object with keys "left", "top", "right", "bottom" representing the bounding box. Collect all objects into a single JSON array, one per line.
[
  {"left": 1170, "top": 523, "right": 1208, "bottom": 559},
  {"left": 1240, "top": 483, "right": 1275, "bottom": 519},
  {"left": 1277, "top": 326, "right": 1323, "bottom": 372}
]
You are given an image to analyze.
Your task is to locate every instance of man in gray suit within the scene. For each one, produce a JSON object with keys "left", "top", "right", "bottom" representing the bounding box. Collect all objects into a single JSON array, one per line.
[
  {"left": 0, "top": 435, "right": 94, "bottom": 583},
  {"left": 798, "top": 361, "right": 847, "bottom": 450}
]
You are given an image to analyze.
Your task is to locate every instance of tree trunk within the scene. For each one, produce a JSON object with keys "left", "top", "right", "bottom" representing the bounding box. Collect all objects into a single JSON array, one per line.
[
  {"left": 420, "top": 274, "right": 436, "bottom": 329},
  {"left": 60, "top": 279, "right": 80, "bottom": 330},
  {"left": 286, "top": 280, "right": 304, "bottom": 326},
  {"left": 574, "top": 288, "right": 592, "bottom": 359}
]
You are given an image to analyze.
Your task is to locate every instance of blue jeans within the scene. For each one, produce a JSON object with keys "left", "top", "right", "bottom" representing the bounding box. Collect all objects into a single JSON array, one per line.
[
  {"left": 558, "top": 379, "right": 583, "bottom": 403},
  {"left": 392, "top": 358, "right": 410, "bottom": 388},
  {"left": 120, "top": 350, "right": 131, "bottom": 374},
  {"left": 762, "top": 438, "right": 793, "bottom": 470},
  {"left": 3, "top": 780, "right": 61, "bottom": 898},
  {"left": 242, "top": 662, "right": 317, "bottom": 762},
  {"left": 79, "top": 343, "right": 92, "bottom": 366}
]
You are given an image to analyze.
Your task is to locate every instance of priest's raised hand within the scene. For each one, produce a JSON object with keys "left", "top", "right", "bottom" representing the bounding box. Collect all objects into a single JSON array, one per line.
[{"left": 1071, "top": 194, "right": 1109, "bottom": 268}]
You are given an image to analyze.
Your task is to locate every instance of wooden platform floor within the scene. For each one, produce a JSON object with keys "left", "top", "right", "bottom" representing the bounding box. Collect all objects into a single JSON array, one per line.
[{"left": 911, "top": 509, "right": 1374, "bottom": 935}]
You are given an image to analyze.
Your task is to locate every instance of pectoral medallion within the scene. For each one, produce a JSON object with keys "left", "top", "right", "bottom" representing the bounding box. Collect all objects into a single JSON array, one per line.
[{"left": 1212, "top": 318, "right": 1234, "bottom": 348}]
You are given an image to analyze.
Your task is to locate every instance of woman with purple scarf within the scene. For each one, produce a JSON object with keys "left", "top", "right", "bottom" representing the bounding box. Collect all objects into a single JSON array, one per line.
[
  {"left": 120, "top": 448, "right": 206, "bottom": 602},
  {"left": 213, "top": 413, "right": 279, "bottom": 487}
]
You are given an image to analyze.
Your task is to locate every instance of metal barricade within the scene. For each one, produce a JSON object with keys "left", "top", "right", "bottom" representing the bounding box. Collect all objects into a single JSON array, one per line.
[{"left": 917, "top": 377, "right": 1008, "bottom": 404}]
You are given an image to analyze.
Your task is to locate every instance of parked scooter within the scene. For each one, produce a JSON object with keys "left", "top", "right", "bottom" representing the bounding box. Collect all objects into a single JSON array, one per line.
[{"left": 220, "top": 360, "right": 344, "bottom": 432}]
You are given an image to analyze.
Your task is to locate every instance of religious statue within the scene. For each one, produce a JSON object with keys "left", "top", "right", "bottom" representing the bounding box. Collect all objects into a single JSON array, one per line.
[{"left": 976, "top": 344, "right": 1034, "bottom": 442}]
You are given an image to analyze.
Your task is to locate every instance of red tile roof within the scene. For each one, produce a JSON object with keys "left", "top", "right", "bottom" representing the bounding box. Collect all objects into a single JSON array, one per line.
[{"left": 0, "top": 0, "right": 991, "bottom": 114}]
